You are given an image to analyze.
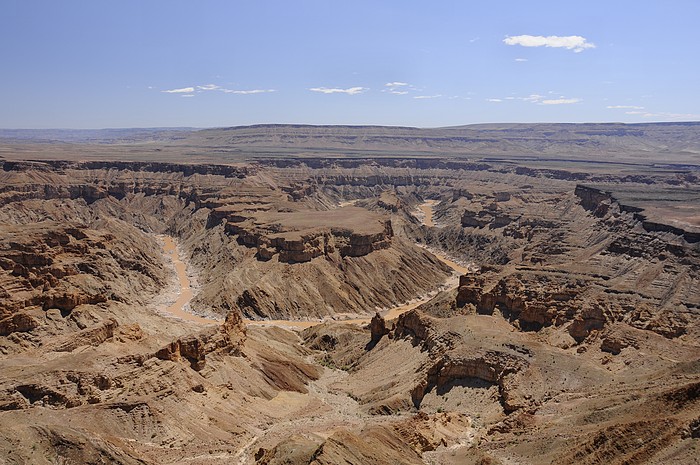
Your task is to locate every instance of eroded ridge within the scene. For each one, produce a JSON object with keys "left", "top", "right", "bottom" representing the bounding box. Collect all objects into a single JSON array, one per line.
[{"left": 0, "top": 145, "right": 698, "bottom": 465}]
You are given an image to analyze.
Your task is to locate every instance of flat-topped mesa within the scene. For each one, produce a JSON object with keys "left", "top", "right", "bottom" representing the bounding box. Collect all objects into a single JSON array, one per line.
[
  {"left": 575, "top": 184, "right": 700, "bottom": 243},
  {"left": 0, "top": 160, "right": 253, "bottom": 178},
  {"left": 209, "top": 205, "right": 393, "bottom": 263}
]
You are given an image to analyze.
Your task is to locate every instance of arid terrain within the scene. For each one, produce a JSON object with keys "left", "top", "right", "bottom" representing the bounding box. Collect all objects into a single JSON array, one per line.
[{"left": 0, "top": 123, "right": 699, "bottom": 464}]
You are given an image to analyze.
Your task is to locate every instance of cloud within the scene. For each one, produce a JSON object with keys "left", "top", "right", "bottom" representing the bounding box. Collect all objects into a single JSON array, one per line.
[
  {"left": 503, "top": 35, "right": 595, "bottom": 52},
  {"left": 414, "top": 94, "right": 442, "bottom": 99},
  {"left": 181, "top": 94, "right": 195, "bottom": 98},
  {"left": 514, "top": 58, "right": 528, "bottom": 62},
  {"left": 489, "top": 94, "right": 580, "bottom": 105},
  {"left": 309, "top": 86, "right": 368, "bottom": 95},
  {"left": 540, "top": 98, "right": 581, "bottom": 105},
  {"left": 607, "top": 105, "right": 644, "bottom": 110},
  {"left": 384, "top": 82, "right": 418, "bottom": 95},
  {"left": 161, "top": 84, "right": 275, "bottom": 95},
  {"left": 162, "top": 86, "right": 195, "bottom": 93}
]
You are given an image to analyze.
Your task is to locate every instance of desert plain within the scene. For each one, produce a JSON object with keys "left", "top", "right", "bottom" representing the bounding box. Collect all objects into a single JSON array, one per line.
[{"left": 0, "top": 123, "right": 699, "bottom": 464}]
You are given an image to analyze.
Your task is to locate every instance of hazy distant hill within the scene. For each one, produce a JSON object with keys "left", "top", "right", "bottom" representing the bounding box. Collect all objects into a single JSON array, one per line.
[
  {"left": 2, "top": 122, "right": 699, "bottom": 165},
  {"left": 183, "top": 122, "right": 700, "bottom": 158},
  {"left": 0, "top": 127, "right": 195, "bottom": 144}
]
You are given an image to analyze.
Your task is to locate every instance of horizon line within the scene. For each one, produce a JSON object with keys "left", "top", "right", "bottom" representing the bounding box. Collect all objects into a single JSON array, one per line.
[{"left": 2, "top": 120, "right": 700, "bottom": 132}]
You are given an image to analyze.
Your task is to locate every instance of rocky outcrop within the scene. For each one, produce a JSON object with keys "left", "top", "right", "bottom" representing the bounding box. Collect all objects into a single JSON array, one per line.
[
  {"left": 455, "top": 274, "right": 486, "bottom": 309},
  {"left": 568, "top": 304, "right": 606, "bottom": 342},
  {"left": 215, "top": 208, "right": 394, "bottom": 263},
  {"left": 456, "top": 271, "right": 610, "bottom": 340},
  {"left": 460, "top": 209, "right": 491, "bottom": 228},
  {"left": 1, "top": 160, "right": 252, "bottom": 179},
  {"left": 391, "top": 310, "right": 530, "bottom": 412},
  {"left": 306, "top": 427, "right": 425, "bottom": 465},
  {"left": 0, "top": 313, "right": 40, "bottom": 336},
  {"left": 462, "top": 205, "right": 518, "bottom": 229},
  {"left": 391, "top": 411, "right": 473, "bottom": 453},
  {"left": 393, "top": 310, "right": 434, "bottom": 343},
  {"left": 575, "top": 184, "right": 700, "bottom": 243},
  {"left": 457, "top": 273, "right": 580, "bottom": 331},
  {"left": 41, "top": 291, "right": 108, "bottom": 313},
  {"left": 48, "top": 319, "right": 118, "bottom": 352},
  {"left": 574, "top": 185, "right": 615, "bottom": 217},
  {"left": 460, "top": 199, "right": 517, "bottom": 230},
  {"left": 369, "top": 312, "right": 390, "bottom": 346},
  {"left": 0, "top": 222, "right": 167, "bottom": 355},
  {"left": 155, "top": 311, "right": 246, "bottom": 370},
  {"left": 377, "top": 191, "right": 402, "bottom": 212},
  {"left": 411, "top": 351, "right": 529, "bottom": 412},
  {"left": 254, "top": 435, "right": 321, "bottom": 464},
  {"left": 600, "top": 325, "right": 643, "bottom": 355},
  {"left": 639, "top": 218, "right": 700, "bottom": 243},
  {"left": 690, "top": 418, "right": 700, "bottom": 439},
  {"left": 11, "top": 384, "right": 83, "bottom": 409}
]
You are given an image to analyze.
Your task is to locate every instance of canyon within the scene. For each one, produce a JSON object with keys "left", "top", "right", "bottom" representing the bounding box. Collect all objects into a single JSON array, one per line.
[{"left": 0, "top": 123, "right": 699, "bottom": 464}]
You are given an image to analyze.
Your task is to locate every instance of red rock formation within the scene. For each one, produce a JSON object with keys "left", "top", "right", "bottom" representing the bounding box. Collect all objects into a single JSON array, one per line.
[
  {"left": 0, "top": 313, "right": 40, "bottom": 336},
  {"left": 155, "top": 310, "right": 246, "bottom": 370}
]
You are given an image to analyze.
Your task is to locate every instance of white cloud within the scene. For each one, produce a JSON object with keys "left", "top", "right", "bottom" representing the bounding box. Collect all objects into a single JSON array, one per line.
[
  {"left": 309, "top": 86, "right": 368, "bottom": 95},
  {"left": 181, "top": 94, "right": 195, "bottom": 98},
  {"left": 514, "top": 58, "right": 528, "bottom": 62},
  {"left": 222, "top": 89, "right": 276, "bottom": 94},
  {"left": 503, "top": 35, "right": 595, "bottom": 53},
  {"left": 469, "top": 37, "right": 480, "bottom": 43},
  {"left": 486, "top": 94, "right": 580, "bottom": 105},
  {"left": 414, "top": 94, "right": 442, "bottom": 99},
  {"left": 540, "top": 98, "right": 581, "bottom": 105},
  {"left": 162, "top": 86, "right": 195, "bottom": 93},
  {"left": 161, "top": 84, "right": 275, "bottom": 95},
  {"left": 607, "top": 105, "right": 644, "bottom": 109},
  {"left": 384, "top": 82, "right": 417, "bottom": 95}
]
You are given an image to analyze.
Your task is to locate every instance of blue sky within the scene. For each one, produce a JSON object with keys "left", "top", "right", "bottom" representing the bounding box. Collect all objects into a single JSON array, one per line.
[{"left": 2, "top": 0, "right": 699, "bottom": 128}]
